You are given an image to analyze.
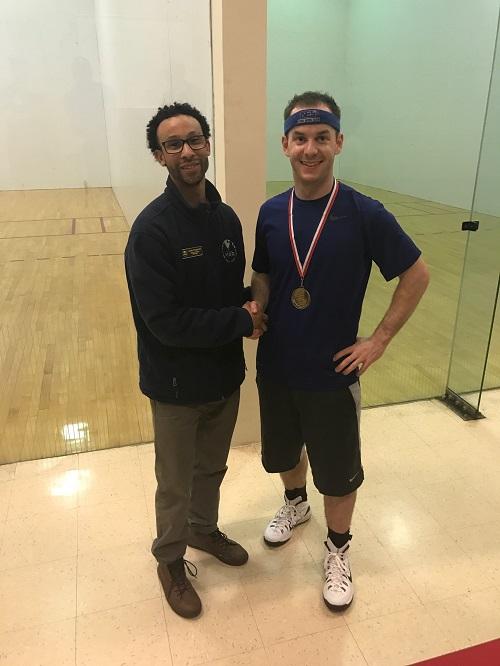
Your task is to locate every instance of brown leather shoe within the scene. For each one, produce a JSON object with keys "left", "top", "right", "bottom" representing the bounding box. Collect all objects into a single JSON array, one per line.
[
  {"left": 157, "top": 559, "right": 202, "bottom": 619},
  {"left": 188, "top": 529, "right": 249, "bottom": 566}
]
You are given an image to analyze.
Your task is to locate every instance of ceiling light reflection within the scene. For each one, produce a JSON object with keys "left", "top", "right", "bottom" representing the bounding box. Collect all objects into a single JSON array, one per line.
[
  {"left": 61, "top": 422, "right": 89, "bottom": 444},
  {"left": 50, "top": 469, "right": 89, "bottom": 497},
  {"left": 388, "top": 516, "right": 411, "bottom": 547}
]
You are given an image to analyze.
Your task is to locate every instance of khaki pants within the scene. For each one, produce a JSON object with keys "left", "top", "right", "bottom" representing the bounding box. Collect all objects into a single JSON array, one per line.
[{"left": 150, "top": 389, "right": 240, "bottom": 564}]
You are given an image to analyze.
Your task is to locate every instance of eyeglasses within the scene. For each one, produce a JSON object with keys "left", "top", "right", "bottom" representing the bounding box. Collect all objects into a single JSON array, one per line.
[{"left": 161, "top": 135, "right": 207, "bottom": 154}]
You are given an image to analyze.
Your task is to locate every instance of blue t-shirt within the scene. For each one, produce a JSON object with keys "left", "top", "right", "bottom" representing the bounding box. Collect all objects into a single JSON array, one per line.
[{"left": 251, "top": 182, "right": 421, "bottom": 391}]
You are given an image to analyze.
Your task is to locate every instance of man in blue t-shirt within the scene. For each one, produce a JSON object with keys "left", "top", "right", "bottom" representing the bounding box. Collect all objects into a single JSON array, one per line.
[{"left": 251, "top": 91, "right": 430, "bottom": 612}]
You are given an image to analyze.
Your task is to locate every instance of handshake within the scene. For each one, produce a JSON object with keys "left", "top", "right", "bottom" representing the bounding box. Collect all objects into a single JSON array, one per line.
[{"left": 242, "top": 301, "right": 268, "bottom": 340}]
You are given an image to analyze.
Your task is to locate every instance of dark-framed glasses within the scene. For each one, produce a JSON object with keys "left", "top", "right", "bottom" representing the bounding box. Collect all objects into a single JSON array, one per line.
[{"left": 161, "top": 134, "right": 207, "bottom": 154}]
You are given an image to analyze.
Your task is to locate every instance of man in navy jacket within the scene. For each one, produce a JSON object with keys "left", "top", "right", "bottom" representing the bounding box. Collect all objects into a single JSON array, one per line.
[{"left": 125, "top": 102, "right": 266, "bottom": 619}]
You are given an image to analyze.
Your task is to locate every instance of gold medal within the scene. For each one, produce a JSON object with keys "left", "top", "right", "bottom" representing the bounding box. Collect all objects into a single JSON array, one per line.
[
  {"left": 288, "top": 180, "right": 339, "bottom": 314},
  {"left": 291, "top": 286, "right": 311, "bottom": 309}
]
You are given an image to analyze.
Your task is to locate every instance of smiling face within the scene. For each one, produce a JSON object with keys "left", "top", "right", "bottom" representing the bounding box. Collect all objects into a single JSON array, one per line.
[
  {"left": 155, "top": 114, "right": 210, "bottom": 190},
  {"left": 282, "top": 103, "right": 343, "bottom": 197}
]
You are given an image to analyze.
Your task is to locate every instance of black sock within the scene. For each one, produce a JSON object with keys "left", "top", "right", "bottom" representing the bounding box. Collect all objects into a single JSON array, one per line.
[
  {"left": 327, "top": 528, "right": 351, "bottom": 549},
  {"left": 285, "top": 486, "right": 307, "bottom": 502}
]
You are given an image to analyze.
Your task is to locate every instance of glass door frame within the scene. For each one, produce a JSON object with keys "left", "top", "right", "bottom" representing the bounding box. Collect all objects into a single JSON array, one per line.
[{"left": 444, "top": 7, "right": 500, "bottom": 420}]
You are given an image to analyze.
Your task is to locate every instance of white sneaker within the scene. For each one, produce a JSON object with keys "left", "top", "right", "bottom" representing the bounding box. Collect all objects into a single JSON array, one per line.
[
  {"left": 323, "top": 537, "right": 354, "bottom": 611},
  {"left": 263, "top": 495, "right": 311, "bottom": 546}
]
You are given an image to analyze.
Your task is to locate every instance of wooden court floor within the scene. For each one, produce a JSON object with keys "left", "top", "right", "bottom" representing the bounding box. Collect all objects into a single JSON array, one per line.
[
  {"left": 0, "top": 188, "right": 152, "bottom": 464},
  {"left": 0, "top": 186, "right": 498, "bottom": 464}
]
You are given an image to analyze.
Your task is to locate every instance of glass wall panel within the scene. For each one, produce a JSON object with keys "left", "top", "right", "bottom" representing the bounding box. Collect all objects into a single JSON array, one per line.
[
  {"left": 447, "top": 9, "right": 500, "bottom": 412},
  {"left": 267, "top": 0, "right": 500, "bottom": 406}
]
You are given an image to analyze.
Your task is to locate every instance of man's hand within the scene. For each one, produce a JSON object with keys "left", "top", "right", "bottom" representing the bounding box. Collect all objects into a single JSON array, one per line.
[
  {"left": 334, "top": 258, "right": 430, "bottom": 376},
  {"left": 333, "top": 336, "right": 387, "bottom": 376},
  {"left": 243, "top": 301, "right": 268, "bottom": 339}
]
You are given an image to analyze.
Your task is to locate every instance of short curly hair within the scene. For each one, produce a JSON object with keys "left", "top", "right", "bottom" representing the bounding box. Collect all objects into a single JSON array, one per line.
[{"left": 146, "top": 102, "right": 211, "bottom": 154}]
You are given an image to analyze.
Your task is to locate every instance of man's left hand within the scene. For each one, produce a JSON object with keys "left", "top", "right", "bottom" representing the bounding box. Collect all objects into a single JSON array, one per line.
[{"left": 333, "top": 336, "right": 387, "bottom": 376}]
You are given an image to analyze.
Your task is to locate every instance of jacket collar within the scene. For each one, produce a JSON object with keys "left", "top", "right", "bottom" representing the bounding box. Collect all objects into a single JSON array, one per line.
[{"left": 164, "top": 176, "right": 222, "bottom": 215}]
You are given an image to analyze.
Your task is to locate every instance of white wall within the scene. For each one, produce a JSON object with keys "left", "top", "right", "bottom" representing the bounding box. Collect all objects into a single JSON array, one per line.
[
  {"left": 267, "top": 0, "right": 349, "bottom": 182},
  {"left": 0, "top": 0, "right": 110, "bottom": 190},
  {"left": 94, "top": 0, "right": 214, "bottom": 225}
]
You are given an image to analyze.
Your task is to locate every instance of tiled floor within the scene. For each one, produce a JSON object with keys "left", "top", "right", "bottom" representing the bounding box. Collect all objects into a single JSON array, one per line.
[{"left": 0, "top": 390, "right": 500, "bottom": 665}]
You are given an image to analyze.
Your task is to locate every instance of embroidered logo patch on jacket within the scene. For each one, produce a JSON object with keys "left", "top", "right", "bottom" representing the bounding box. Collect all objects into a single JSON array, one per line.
[{"left": 222, "top": 239, "right": 237, "bottom": 263}]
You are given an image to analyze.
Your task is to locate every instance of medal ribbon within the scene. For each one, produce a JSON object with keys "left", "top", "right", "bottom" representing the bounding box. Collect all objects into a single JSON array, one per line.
[{"left": 288, "top": 179, "right": 340, "bottom": 282}]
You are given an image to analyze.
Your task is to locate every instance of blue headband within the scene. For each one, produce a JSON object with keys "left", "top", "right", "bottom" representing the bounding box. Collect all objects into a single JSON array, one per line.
[{"left": 284, "top": 108, "right": 340, "bottom": 134}]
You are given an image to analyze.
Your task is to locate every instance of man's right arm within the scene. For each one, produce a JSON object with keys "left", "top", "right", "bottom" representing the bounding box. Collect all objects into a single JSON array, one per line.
[
  {"left": 251, "top": 271, "right": 270, "bottom": 311},
  {"left": 125, "top": 231, "right": 254, "bottom": 347}
]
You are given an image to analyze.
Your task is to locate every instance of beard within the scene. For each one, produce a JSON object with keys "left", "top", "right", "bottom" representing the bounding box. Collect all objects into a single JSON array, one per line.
[{"left": 170, "top": 156, "right": 209, "bottom": 187}]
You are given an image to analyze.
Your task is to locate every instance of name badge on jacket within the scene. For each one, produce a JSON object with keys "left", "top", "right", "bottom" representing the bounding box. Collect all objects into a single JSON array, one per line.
[{"left": 182, "top": 246, "right": 204, "bottom": 259}]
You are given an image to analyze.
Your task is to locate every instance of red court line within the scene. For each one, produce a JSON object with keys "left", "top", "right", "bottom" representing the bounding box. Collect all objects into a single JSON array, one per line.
[
  {"left": 0, "top": 231, "right": 127, "bottom": 240},
  {"left": 0, "top": 215, "right": 124, "bottom": 224},
  {"left": 411, "top": 638, "right": 500, "bottom": 665}
]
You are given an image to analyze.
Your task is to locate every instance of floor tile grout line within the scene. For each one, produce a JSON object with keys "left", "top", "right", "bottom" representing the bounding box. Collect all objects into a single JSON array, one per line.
[
  {"left": 137, "top": 448, "right": 170, "bottom": 662},
  {"left": 263, "top": 621, "right": 351, "bottom": 653},
  {"left": 238, "top": 570, "right": 267, "bottom": 656},
  {"left": 75, "top": 594, "right": 162, "bottom": 621},
  {"left": 75, "top": 470, "right": 80, "bottom": 666},
  {"left": 394, "top": 546, "right": 477, "bottom": 612},
  {"left": 0, "top": 546, "right": 79, "bottom": 575},
  {"left": 3, "top": 479, "right": 14, "bottom": 523},
  {"left": 159, "top": 594, "right": 175, "bottom": 666},
  {"left": 0, "top": 615, "right": 78, "bottom": 642},
  {"left": 345, "top": 623, "right": 372, "bottom": 666}
]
